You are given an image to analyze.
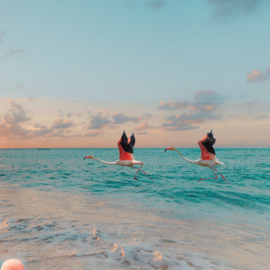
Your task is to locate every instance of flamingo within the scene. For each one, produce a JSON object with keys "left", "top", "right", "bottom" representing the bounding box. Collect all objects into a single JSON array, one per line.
[
  {"left": 165, "top": 130, "right": 228, "bottom": 184},
  {"left": 84, "top": 131, "right": 151, "bottom": 181}
]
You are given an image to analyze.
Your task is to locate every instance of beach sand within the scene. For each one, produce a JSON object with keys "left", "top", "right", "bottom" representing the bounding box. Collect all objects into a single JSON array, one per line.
[{"left": 1, "top": 185, "right": 269, "bottom": 270}]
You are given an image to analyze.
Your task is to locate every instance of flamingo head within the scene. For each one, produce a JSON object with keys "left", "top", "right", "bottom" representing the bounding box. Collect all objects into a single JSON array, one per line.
[
  {"left": 164, "top": 147, "right": 176, "bottom": 152},
  {"left": 84, "top": 155, "right": 93, "bottom": 160}
]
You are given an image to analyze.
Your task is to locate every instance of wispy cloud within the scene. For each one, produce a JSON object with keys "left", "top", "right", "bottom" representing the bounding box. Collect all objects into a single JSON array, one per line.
[
  {"left": 162, "top": 118, "right": 199, "bottom": 130},
  {"left": 255, "top": 114, "right": 268, "bottom": 119},
  {"left": 66, "top": 112, "right": 73, "bottom": 118},
  {"left": 0, "top": 101, "right": 78, "bottom": 140},
  {"left": 158, "top": 100, "right": 190, "bottom": 110},
  {"left": 3, "top": 100, "right": 31, "bottom": 125},
  {"left": 3, "top": 49, "right": 25, "bottom": 60},
  {"left": 242, "top": 101, "right": 256, "bottom": 107},
  {"left": 88, "top": 111, "right": 142, "bottom": 132},
  {"left": 246, "top": 67, "right": 270, "bottom": 83},
  {"left": 0, "top": 101, "right": 31, "bottom": 138},
  {"left": 112, "top": 112, "right": 141, "bottom": 124},
  {"left": 0, "top": 30, "right": 7, "bottom": 44},
  {"left": 31, "top": 125, "right": 53, "bottom": 137},
  {"left": 161, "top": 89, "right": 224, "bottom": 130},
  {"left": 134, "top": 122, "right": 154, "bottom": 130},
  {"left": 52, "top": 119, "right": 74, "bottom": 129},
  {"left": 83, "top": 130, "right": 104, "bottom": 137},
  {"left": 14, "top": 83, "right": 25, "bottom": 88},
  {"left": 88, "top": 112, "right": 112, "bottom": 129},
  {"left": 1, "top": 98, "right": 269, "bottom": 147},
  {"left": 146, "top": 0, "right": 167, "bottom": 9},
  {"left": 143, "top": 113, "right": 153, "bottom": 119},
  {"left": 208, "top": 0, "right": 267, "bottom": 19}
]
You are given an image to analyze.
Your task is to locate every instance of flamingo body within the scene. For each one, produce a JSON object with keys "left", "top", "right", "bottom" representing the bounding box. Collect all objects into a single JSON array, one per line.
[
  {"left": 117, "top": 159, "right": 142, "bottom": 167},
  {"left": 165, "top": 130, "right": 228, "bottom": 183},
  {"left": 193, "top": 158, "right": 223, "bottom": 167}
]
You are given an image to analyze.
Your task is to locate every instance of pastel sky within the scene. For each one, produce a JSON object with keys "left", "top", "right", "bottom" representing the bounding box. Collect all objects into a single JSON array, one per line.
[{"left": 0, "top": 0, "right": 270, "bottom": 148}]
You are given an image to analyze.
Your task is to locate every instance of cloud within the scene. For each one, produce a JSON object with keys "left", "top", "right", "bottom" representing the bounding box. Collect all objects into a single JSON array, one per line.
[
  {"left": 14, "top": 83, "right": 25, "bottom": 88},
  {"left": 159, "top": 90, "right": 222, "bottom": 112},
  {"left": 229, "top": 114, "right": 238, "bottom": 118},
  {"left": 112, "top": 112, "right": 141, "bottom": 124},
  {"left": 0, "top": 101, "right": 31, "bottom": 138},
  {"left": 242, "top": 101, "right": 256, "bottom": 107},
  {"left": 255, "top": 114, "right": 268, "bottom": 119},
  {"left": 3, "top": 100, "right": 31, "bottom": 124},
  {"left": 100, "top": 109, "right": 111, "bottom": 114},
  {"left": 66, "top": 112, "right": 73, "bottom": 118},
  {"left": 162, "top": 119, "right": 199, "bottom": 130},
  {"left": 31, "top": 126, "right": 53, "bottom": 137},
  {"left": 191, "top": 89, "right": 223, "bottom": 112},
  {"left": 34, "top": 124, "right": 46, "bottom": 129},
  {"left": 246, "top": 67, "right": 270, "bottom": 83},
  {"left": 143, "top": 113, "right": 153, "bottom": 119},
  {"left": 0, "top": 101, "right": 79, "bottom": 139},
  {"left": 0, "top": 101, "right": 108, "bottom": 141},
  {"left": 88, "top": 112, "right": 112, "bottom": 129},
  {"left": 0, "top": 123, "right": 30, "bottom": 138},
  {"left": 0, "top": 30, "right": 7, "bottom": 44},
  {"left": 58, "top": 110, "right": 64, "bottom": 117},
  {"left": 3, "top": 49, "right": 25, "bottom": 60},
  {"left": 161, "top": 89, "right": 224, "bottom": 131},
  {"left": 52, "top": 119, "right": 74, "bottom": 129},
  {"left": 146, "top": 0, "right": 167, "bottom": 9},
  {"left": 88, "top": 111, "right": 142, "bottom": 131},
  {"left": 103, "top": 123, "right": 119, "bottom": 129},
  {"left": 83, "top": 130, "right": 104, "bottom": 137},
  {"left": 134, "top": 122, "right": 154, "bottom": 130},
  {"left": 194, "top": 89, "right": 222, "bottom": 103},
  {"left": 208, "top": 0, "right": 267, "bottom": 18},
  {"left": 158, "top": 100, "right": 190, "bottom": 110}
]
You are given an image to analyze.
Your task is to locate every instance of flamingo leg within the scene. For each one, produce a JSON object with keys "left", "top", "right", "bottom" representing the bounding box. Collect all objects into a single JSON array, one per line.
[
  {"left": 132, "top": 163, "right": 152, "bottom": 181},
  {"left": 198, "top": 168, "right": 218, "bottom": 182},
  {"left": 213, "top": 167, "right": 229, "bottom": 184}
]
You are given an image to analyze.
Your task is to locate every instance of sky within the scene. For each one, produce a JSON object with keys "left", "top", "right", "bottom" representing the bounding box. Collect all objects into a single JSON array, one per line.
[{"left": 0, "top": 0, "right": 270, "bottom": 148}]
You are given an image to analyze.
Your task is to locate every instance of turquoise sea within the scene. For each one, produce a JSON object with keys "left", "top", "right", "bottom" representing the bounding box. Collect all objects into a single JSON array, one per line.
[{"left": 0, "top": 148, "right": 270, "bottom": 269}]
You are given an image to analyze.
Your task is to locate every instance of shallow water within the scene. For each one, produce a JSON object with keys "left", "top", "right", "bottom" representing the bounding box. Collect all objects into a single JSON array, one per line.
[{"left": 0, "top": 148, "right": 270, "bottom": 269}]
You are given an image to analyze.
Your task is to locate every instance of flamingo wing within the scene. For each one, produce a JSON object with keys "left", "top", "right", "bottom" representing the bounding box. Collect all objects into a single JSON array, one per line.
[
  {"left": 198, "top": 130, "right": 216, "bottom": 160},
  {"left": 117, "top": 131, "right": 135, "bottom": 161}
]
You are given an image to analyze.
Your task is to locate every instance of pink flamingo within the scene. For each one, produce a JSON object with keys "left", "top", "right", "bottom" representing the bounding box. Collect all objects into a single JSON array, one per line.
[
  {"left": 84, "top": 131, "right": 151, "bottom": 181},
  {"left": 165, "top": 131, "right": 228, "bottom": 183}
]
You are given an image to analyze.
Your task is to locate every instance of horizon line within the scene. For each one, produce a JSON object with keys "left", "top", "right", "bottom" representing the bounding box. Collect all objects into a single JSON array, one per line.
[{"left": 0, "top": 147, "right": 269, "bottom": 150}]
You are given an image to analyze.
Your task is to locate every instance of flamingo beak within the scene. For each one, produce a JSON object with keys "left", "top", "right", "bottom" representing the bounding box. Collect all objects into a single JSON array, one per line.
[
  {"left": 164, "top": 147, "right": 171, "bottom": 152},
  {"left": 84, "top": 156, "right": 89, "bottom": 160}
]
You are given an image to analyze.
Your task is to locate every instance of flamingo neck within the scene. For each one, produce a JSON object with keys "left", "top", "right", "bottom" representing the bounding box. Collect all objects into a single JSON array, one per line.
[
  {"left": 174, "top": 149, "right": 196, "bottom": 164},
  {"left": 92, "top": 157, "right": 118, "bottom": 165}
]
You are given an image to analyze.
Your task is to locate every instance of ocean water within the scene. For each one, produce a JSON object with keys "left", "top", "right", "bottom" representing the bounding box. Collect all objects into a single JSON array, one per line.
[{"left": 0, "top": 148, "right": 270, "bottom": 269}]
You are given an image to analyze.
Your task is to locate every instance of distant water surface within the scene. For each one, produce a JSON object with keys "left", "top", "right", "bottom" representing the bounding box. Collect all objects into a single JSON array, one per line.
[{"left": 0, "top": 148, "right": 269, "bottom": 269}]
